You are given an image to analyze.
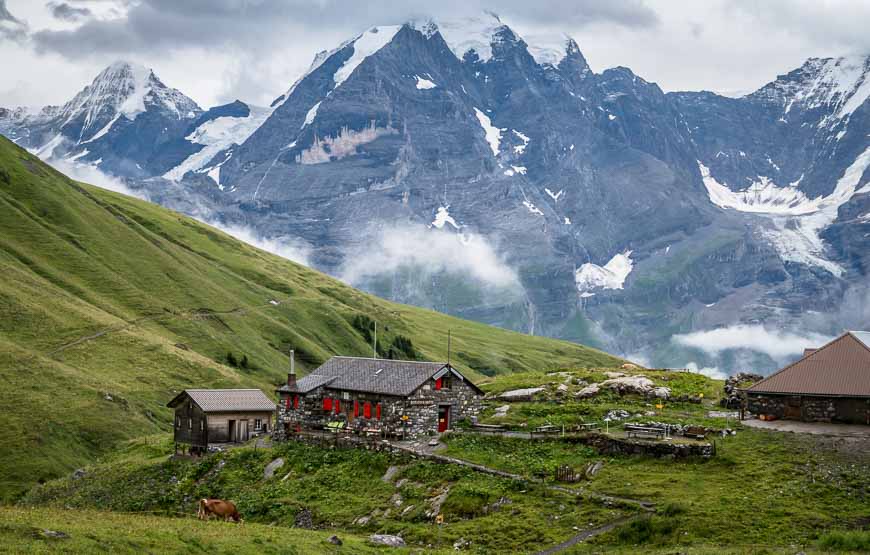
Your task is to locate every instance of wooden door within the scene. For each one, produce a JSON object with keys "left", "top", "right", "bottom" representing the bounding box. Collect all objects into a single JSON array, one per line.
[
  {"left": 438, "top": 405, "right": 450, "bottom": 432},
  {"left": 784, "top": 397, "right": 801, "bottom": 419},
  {"left": 228, "top": 419, "right": 236, "bottom": 442},
  {"left": 238, "top": 420, "right": 249, "bottom": 442}
]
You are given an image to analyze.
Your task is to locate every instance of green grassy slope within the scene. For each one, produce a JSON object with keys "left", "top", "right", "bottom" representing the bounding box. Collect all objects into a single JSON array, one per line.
[{"left": 0, "top": 136, "right": 622, "bottom": 500}]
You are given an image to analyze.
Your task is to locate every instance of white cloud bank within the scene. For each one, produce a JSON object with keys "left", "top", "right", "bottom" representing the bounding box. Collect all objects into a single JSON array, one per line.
[
  {"left": 684, "top": 362, "right": 727, "bottom": 381},
  {"left": 47, "top": 157, "right": 147, "bottom": 200},
  {"left": 196, "top": 219, "right": 312, "bottom": 267},
  {"left": 673, "top": 325, "right": 833, "bottom": 362},
  {"left": 339, "top": 223, "right": 521, "bottom": 290}
]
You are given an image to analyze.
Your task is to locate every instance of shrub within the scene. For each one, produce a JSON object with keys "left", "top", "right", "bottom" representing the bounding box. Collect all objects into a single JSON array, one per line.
[{"left": 817, "top": 530, "right": 870, "bottom": 552}]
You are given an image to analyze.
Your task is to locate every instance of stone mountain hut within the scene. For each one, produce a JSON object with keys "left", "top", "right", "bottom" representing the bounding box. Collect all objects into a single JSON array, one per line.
[
  {"left": 743, "top": 331, "right": 870, "bottom": 425},
  {"left": 275, "top": 356, "right": 483, "bottom": 438},
  {"left": 167, "top": 389, "right": 275, "bottom": 454}
]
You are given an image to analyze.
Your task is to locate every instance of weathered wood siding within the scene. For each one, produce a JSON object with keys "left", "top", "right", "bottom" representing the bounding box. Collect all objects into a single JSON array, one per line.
[
  {"left": 207, "top": 411, "right": 275, "bottom": 442},
  {"left": 172, "top": 399, "right": 208, "bottom": 448}
]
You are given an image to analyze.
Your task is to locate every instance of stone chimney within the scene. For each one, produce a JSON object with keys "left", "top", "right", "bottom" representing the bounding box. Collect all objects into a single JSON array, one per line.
[{"left": 287, "top": 349, "right": 296, "bottom": 388}]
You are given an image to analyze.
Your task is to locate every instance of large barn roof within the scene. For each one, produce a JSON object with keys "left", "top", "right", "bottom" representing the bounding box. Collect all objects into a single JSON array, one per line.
[
  {"left": 167, "top": 389, "right": 275, "bottom": 412},
  {"left": 277, "top": 356, "right": 483, "bottom": 397},
  {"left": 745, "top": 331, "right": 870, "bottom": 397}
]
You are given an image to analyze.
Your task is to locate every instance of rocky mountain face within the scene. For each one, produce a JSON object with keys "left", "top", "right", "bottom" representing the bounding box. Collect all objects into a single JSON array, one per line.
[{"left": 3, "top": 15, "right": 869, "bottom": 373}]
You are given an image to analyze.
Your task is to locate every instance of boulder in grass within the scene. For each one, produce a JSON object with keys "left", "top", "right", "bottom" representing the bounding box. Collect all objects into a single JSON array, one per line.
[
  {"left": 263, "top": 457, "right": 284, "bottom": 479},
  {"left": 498, "top": 387, "right": 545, "bottom": 401},
  {"left": 370, "top": 534, "right": 406, "bottom": 547}
]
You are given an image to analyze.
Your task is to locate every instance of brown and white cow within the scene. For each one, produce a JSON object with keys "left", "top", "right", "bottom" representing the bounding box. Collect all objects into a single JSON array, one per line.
[{"left": 198, "top": 498, "right": 242, "bottom": 523}]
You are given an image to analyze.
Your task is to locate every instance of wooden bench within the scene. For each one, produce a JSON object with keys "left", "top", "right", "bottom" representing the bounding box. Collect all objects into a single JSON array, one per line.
[
  {"left": 624, "top": 425, "right": 665, "bottom": 439},
  {"left": 531, "top": 425, "right": 560, "bottom": 438},
  {"left": 576, "top": 423, "right": 600, "bottom": 432}
]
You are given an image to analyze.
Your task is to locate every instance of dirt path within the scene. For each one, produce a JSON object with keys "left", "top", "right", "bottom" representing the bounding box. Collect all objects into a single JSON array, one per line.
[{"left": 535, "top": 514, "right": 642, "bottom": 554}]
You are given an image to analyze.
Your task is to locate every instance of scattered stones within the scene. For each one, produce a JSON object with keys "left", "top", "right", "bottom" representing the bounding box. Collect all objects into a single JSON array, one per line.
[
  {"left": 484, "top": 496, "right": 512, "bottom": 514},
  {"left": 605, "top": 409, "right": 631, "bottom": 421},
  {"left": 576, "top": 383, "right": 601, "bottom": 398},
  {"left": 39, "top": 529, "right": 69, "bottom": 540},
  {"left": 453, "top": 537, "right": 471, "bottom": 550},
  {"left": 493, "top": 405, "right": 511, "bottom": 418},
  {"left": 381, "top": 465, "right": 401, "bottom": 483},
  {"left": 294, "top": 508, "right": 314, "bottom": 529},
  {"left": 71, "top": 468, "right": 86, "bottom": 480},
  {"left": 370, "top": 534, "right": 405, "bottom": 547},
  {"left": 328, "top": 535, "right": 342, "bottom": 545},
  {"left": 721, "top": 372, "right": 764, "bottom": 408},
  {"left": 498, "top": 387, "right": 545, "bottom": 401},
  {"left": 353, "top": 515, "right": 371, "bottom": 525},
  {"left": 585, "top": 460, "right": 604, "bottom": 478},
  {"left": 263, "top": 457, "right": 285, "bottom": 479},
  {"left": 604, "top": 371, "right": 626, "bottom": 379},
  {"left": 557, "top": 384, "right": 569, "bottom": 393},
  {"left": 390, "top": 493, "right": 404, "bottom": 507},
  {"left": 401, "top": 505, "right": 416, "bottom": 516},
  {"left": 426, "top": 487, "right": 450, "bottom": 518}
]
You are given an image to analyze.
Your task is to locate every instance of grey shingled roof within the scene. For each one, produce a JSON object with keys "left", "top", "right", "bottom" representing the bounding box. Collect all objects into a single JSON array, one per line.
[
  {"left": 745, "top": 331, "right": 870, "bottom": 397},
  {"left": 278, "top": 357, "right": 481, "bottom": 397},
  {"left": 168, "top": 389, "right": 275, "bottom": 412}
]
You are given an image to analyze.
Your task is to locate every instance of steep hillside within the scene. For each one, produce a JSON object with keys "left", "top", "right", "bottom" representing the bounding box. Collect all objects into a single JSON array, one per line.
[{"left": 0, "top": 136, "right": 621, "bottom": 501}]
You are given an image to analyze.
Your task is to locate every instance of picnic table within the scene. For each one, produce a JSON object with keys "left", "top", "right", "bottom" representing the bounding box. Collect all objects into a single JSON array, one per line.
[
  {"left": 361, "top": 427, "right": 382, "bottom": 437},
  {"left": 531, "top": 424, "right": 560, "bottom": 437},
  {"left": 324, "top": 421, "right": 347, "bottom": 434},
  {"left": 576, "top": 422, "right": 600, "bottom": 432},
  {"left": 623, "top": 425, "right": 666, "bottom": 440}
]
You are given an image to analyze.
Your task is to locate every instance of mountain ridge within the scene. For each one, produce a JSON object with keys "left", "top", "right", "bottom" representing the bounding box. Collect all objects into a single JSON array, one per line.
[{"left": 2, "top": 14, "right": 869, "bottom": 373}]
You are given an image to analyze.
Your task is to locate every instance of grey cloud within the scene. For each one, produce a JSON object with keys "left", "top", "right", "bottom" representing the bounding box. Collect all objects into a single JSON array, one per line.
[
  {"left": 31, "top": 0, "right": 659, "bottom": 58},
  {"left": 48, "top": 2, "right": 93, "bottom": 22},
  {"left": 0, "top": 0, "right": 28, "bottom": 42}
]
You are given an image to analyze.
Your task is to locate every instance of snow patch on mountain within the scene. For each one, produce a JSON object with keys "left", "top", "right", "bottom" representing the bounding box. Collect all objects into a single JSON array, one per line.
[
  {"left": 473, "top": 108, "right": 501, "bottom": 156},
  {"left": 761, "top": 146, "right": 870, "bottom": 276},
  {"left": 431, "top": 206, "right": 459, "bottom": 229},
  {"left": 436, "top": 13, "right": 503, "bottom": 63},
  {"left": 575, "top": 251, "right": 634, "bottom": 295},
  {"left": 512, "top": 130, "right": 530, "bottom": 154},
  {"left": 415, "top": 75, "right": 437, "bottom": 89},
  {"left": 302, "top": 101, "right": 322, "bottom": 128},
  {"left": 545, "top": 188, "right": 563, "bottom": 202},
  {"left": 698, "top": 161, "right": 819, "bottom": 215},
  {"left": 164, "top": 105, "right": 270, "bottom": 181},
  {"left": 522, "top": 200, "right": 543, "bottom": 215},
  {"left": 334, "top": 26, "right": 402, "bottom": 88}
]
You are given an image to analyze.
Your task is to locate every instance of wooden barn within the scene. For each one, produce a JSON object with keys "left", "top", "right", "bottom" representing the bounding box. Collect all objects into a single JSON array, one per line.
[
  {"left": 743, "top": 331, "right": 870, "bottom": 425},
  {"left": 167, "top": 389, "right": 275, "bottom": 454},
  {"left": 275, "top": 356, "right": 483, "bottom": 438}
]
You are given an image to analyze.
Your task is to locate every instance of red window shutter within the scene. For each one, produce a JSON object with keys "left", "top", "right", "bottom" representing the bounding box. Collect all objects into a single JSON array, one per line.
[
  {"left": 435, "top": 378, "right": 442, "bottom": 390},
  {"left": 375, "top": 403, "right": 381, "bottom": 420},
  {"left": 335, "top": 399, "right": 341, "bottom": 414},
  {"left": 323, "top": 397, "right": 332, "bottom": 411},
  {"left": 354, "top": 400, "right": 359, "bottom": 417},
  {"left": 363, "top": 402, "right": 371, "bottom": 419},
  {"left": 293, "top": 395, "right": 299, "bottom": 409},
  {"left": 285, "top": 397, "right": 291, "bottom": 409}
]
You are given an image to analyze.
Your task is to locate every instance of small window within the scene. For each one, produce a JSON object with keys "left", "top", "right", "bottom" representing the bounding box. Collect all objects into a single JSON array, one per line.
[
  {"left": 200, "top": 420, "right": 204, "bottom": 432},
  {"left": 176, "top": 416, "right": 181, "bottom": 428},
  {"left": 341, "top": 391, "right": 350, "bottom": 401},
  {"left": 255, "top": 418, "right": 262, "bottom": 430},
  {"left": 188, "top": 418, "right": 192, "bottom": 430},
  {"left": 442, "top": 376, "right": 452, "bottom": 389}
]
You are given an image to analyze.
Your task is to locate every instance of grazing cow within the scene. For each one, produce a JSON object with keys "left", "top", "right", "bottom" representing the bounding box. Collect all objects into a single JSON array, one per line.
[{"left": 198, "top": 498, "right": 242, "bottom": 523}]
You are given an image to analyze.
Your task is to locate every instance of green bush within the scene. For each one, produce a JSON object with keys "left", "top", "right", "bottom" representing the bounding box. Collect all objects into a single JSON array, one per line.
[
  {"left": 817, "top": 530, "right": 870, "bottom": 552},
  {"left": 615, "top": 516, "right": 678, "bottom": 545}
]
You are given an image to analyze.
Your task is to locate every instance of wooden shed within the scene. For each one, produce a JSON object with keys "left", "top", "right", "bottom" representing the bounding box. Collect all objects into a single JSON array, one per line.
[{"left": 167, "top": 389, "right": 275, "bottom": 454}]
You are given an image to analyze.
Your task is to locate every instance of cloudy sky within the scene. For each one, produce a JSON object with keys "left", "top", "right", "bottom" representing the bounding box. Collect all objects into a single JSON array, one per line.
[{"left": 1, "top": 0, "right": 869, "bottom": 109}]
